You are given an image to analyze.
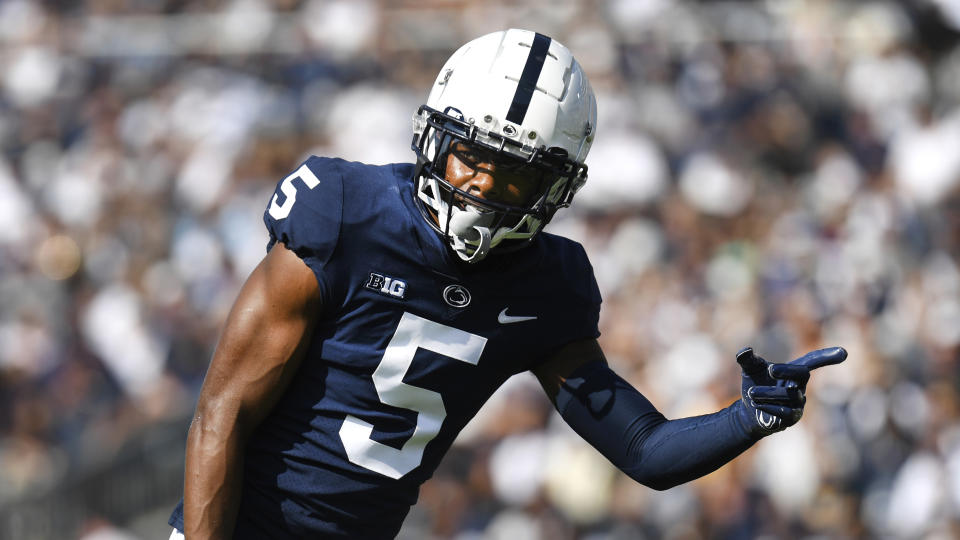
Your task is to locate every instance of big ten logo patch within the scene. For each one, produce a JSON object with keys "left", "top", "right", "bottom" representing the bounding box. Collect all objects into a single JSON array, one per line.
[{"left": 365, "top": 273, "right": 407, "bottom": 299}]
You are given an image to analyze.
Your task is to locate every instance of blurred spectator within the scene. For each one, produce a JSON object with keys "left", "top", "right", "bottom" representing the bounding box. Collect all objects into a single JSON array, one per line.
[{"left": 2, "top": 1, "right": 960, "bottom": 538}]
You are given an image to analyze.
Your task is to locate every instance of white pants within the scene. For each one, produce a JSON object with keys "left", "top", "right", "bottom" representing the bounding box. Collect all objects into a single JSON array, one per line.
[{"left": 169, "top": 530, "right": 185, "bottom": 540}]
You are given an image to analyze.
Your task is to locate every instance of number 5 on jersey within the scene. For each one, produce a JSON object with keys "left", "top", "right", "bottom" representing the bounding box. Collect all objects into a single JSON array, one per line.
[
  {"left": 339, "top": 312, "right": 487, "bottom": 479},
  {"left": 268, "top": 164, "right": 320, "bottom": 220}
]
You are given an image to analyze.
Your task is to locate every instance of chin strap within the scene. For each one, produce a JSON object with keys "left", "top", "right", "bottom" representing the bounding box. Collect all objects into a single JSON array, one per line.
[{"left": 447, "top": 207, "right": 494, "bottom": 263}]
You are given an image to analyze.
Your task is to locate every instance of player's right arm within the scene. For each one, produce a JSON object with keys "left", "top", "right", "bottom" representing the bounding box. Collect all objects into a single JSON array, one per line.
[{"left": 183, "top": 242, "right": 321, "bottom": 539}]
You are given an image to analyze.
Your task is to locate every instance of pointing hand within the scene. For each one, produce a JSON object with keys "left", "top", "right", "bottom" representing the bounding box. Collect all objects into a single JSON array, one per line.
[{"left": 735, "top": 346, "right": 847, "bottom": 437}]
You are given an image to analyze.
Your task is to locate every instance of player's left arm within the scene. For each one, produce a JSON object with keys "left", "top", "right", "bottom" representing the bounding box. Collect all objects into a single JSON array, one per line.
[{"left": 533, "top": 338, "right": 846, "bottom": 490}]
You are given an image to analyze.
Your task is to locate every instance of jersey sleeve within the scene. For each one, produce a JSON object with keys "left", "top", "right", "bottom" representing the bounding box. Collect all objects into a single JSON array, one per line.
[
  {"left": 524, "top": 239, "right": 602, "bottom": 371},
  {"left": 561, "top": 241, "right": 602, "bottom": 340},
  {"left": 263, "top": 156, "right": 344, "bottom": 296}
]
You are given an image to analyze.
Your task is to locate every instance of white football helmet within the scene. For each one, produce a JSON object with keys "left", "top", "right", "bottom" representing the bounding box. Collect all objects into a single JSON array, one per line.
[{"left": 412, "top": 28, "right": 597, "bottom": 263}]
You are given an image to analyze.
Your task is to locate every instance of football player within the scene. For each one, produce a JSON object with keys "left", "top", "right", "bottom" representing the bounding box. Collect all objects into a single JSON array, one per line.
[{"left": 168, "top": 29, "right": 846, "bottom": 539}]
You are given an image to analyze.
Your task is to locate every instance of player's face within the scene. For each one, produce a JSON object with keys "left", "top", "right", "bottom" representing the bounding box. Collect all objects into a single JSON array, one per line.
[{"left": 444, "top": 142, "right": 540, "bottom": 207}]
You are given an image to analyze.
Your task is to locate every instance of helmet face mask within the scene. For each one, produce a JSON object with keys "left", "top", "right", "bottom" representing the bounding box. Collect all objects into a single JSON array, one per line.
[
  {"left": 411, "top": 29, "right": 597, "bottom": 263},
  {"left": 413, "top": 105, "right": 585, "bottom": 256}
]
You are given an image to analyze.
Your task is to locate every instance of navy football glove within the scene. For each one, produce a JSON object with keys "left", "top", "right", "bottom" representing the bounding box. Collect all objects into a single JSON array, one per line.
[{"left": 735, "top": 346, "right": 847, "bottom": 437}]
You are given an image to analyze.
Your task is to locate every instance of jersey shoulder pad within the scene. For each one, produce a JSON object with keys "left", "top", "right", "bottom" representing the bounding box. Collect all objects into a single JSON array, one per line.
[
  {"left": 263, "top": 155, "right": 345, "bottom": 270},
  {"left": 333, "top": 160, "right": 408, "bottom": 223},
  {"left": 537, "top": 232, "right": 602, "bottom": 309},
  {"left": 521, "top": 233, "right": 602, "bottom": 364}
]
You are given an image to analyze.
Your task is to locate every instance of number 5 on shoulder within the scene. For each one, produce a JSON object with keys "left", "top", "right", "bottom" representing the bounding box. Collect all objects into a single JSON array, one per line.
[{"left": 268, "top": 164, "right": 321, "bottom": 220}]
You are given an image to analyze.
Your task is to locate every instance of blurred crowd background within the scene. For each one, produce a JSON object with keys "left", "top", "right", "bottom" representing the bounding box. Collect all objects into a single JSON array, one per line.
[{"left": 2, "top": 0, "right": 960, "bottom": 538}]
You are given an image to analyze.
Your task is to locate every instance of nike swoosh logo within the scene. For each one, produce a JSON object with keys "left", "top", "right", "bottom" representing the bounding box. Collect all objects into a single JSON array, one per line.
[{"left": 498, "top": 308, "right": 537, "bottom": 324}]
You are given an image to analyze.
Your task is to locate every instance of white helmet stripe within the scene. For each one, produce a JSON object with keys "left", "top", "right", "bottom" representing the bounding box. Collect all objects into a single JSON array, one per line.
[{"left": 505, "top": 32, "right": 552, "bottom": 125}]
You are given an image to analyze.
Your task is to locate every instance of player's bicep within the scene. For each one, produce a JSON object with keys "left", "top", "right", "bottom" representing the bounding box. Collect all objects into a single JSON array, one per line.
[
  {"left": 195, "top": 242, "right": 321, "bottom": 434},
  {"left": 533, "top": 338, "right": 607, "bottom": 403}
]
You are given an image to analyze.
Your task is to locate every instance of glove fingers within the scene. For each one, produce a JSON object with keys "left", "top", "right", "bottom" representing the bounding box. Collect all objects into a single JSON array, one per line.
[
  {"left": 768, "top": 364, "right": 811, "bottom": 386},
  {"left": 749, "top": 385, "right": 805, "bottom": 407},
  {"left": 736, "top": 347, "right": 768, "bottom": 375},
  {"left": 789, "top": 347, "right": 847, "bottom": 370}
]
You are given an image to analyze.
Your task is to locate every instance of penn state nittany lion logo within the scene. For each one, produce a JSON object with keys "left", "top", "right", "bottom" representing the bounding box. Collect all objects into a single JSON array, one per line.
[{"left": 442, "top": 285, "right": 471, "bottom": 308}]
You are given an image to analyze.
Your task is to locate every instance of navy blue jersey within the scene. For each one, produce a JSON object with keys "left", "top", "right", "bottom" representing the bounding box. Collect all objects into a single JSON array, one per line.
[{"left": 170, "top": 157, "right": 601, "bottom": 538}]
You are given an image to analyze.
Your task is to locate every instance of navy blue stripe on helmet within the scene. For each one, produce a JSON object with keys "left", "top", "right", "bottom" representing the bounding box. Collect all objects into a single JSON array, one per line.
[{"left": 505, "top": 33, "right": 552, "bottom": 125}]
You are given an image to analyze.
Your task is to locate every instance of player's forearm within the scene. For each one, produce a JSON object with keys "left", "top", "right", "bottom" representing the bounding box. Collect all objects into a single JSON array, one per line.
[
  {"left": 616, "top": 401, "right": 755, "bottom": 490},
  {"left": 554, "top": 361, "right": 758, "bottom": 491},
  {"left": 183, "top": 411, "right": 246, "bottom": 539}
]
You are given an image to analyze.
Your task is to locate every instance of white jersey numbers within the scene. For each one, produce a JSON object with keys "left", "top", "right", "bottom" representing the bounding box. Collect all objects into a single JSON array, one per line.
[
  {"left": 339, "top": 312, "right": 487, "bottom": 479},
  {"left": 268, "top": 164, "right": 321, "bottom": 220}
]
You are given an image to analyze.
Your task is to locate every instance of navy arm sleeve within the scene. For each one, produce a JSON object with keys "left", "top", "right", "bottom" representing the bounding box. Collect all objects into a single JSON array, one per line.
[{"left": 554, "top": 360, "right": 759, "bottom": 491}]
